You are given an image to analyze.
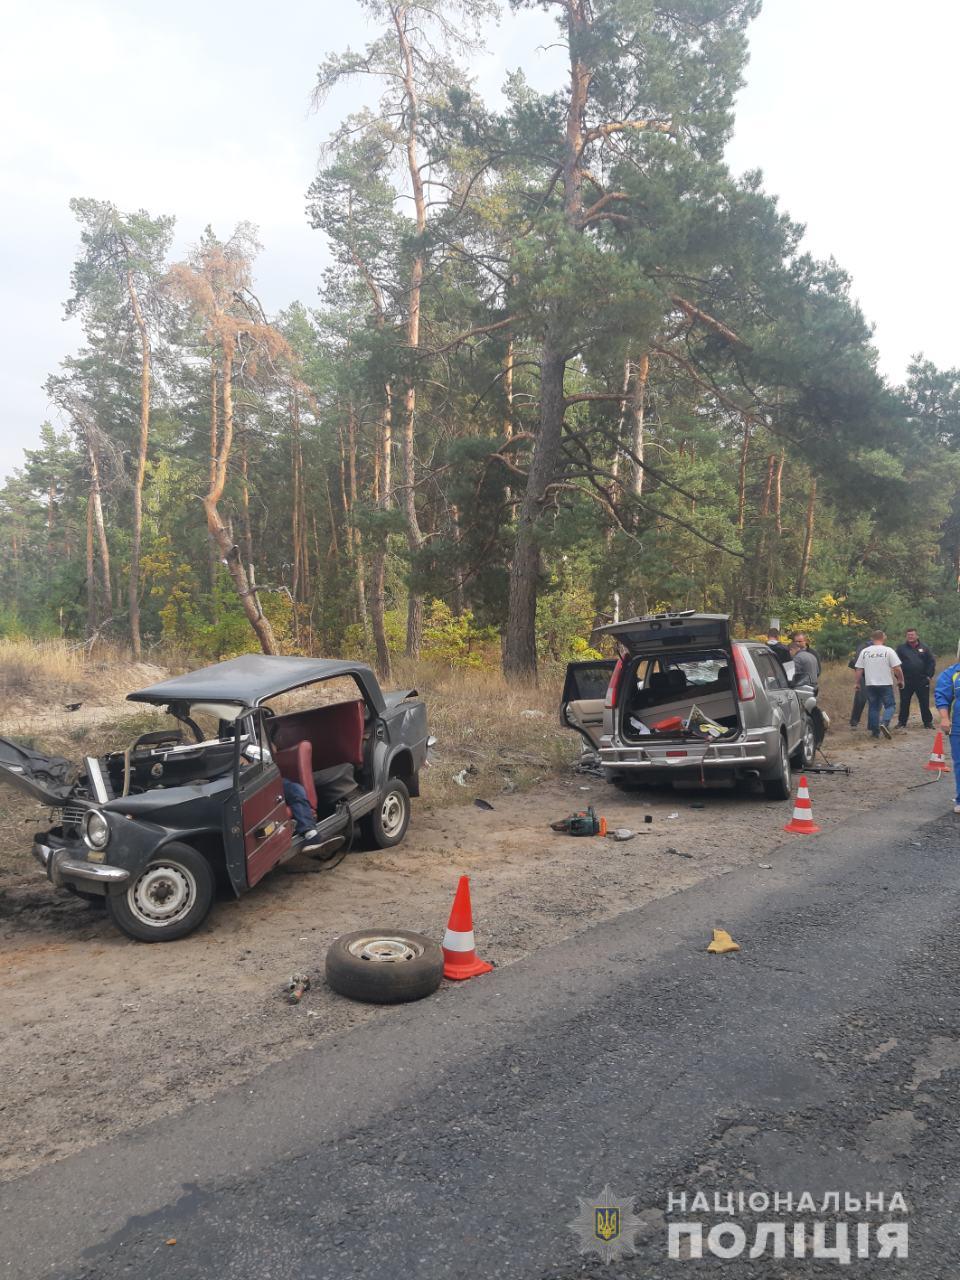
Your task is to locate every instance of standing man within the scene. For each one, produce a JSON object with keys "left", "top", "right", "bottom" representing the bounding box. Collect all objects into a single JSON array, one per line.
[
  {"left": 855, "top": 630, "right": 905, "bottom": 740},
  {"left": 935, "top": 658, "right": 960, "bottom": 814},
  {"left": 895, "top": 628, "right": 936, "bottom": 729},
  {"left": 766, "top": 626, "right": 792, "bottom": 668},
  {"left": 791, "top": 632, "right": 822, "bottom": 683},
  {"left": 788, "top": 639, "right": 819, "bottom": 691}
]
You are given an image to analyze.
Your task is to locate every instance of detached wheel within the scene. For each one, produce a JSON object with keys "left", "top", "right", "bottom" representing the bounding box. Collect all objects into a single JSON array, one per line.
[
  {"left": 361, "top": 778, "right": 411, "bottom": 849},
  {"left": 762, "top": 733, "right": 792, "bottom": 801},
  {"left": 105, "top": 842, "right": 214, "bottom": 942},
  {"left": 325, "top": 929, "right": 443, "bottom": 1004},
  {"left": 791, "top": 715, "right": 817, "bottom": 769}
]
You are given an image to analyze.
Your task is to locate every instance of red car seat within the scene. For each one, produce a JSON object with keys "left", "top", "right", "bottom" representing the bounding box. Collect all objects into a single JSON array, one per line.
[{"left": 273, "top": 739, "right": 317, "bottom": 811}]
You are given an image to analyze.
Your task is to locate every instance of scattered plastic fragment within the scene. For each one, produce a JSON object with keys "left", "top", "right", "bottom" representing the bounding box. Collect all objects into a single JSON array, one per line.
[
  {"left": 453, "top": 769, "right": 469, "bottom": 787},
  {"left": 758, "top": 863, "right": 772, "bottom": 869},
  {"left": 707, "top": 928, "right": 740, "bottom": 954},
  {"left": 474, "top": 798, "right": 495, "bottom": 811},
  {"left": 607, "top": 828, "right": 637, "bottom": 841},
  {"left": 667, "top": 811, "right": 679, "bottom": 819},
  {"left": 287, "top": 973, "right": 311, "bottom": 1004},
  {"left": 665, "top": 846, "right": 692, "bottom": 859}
]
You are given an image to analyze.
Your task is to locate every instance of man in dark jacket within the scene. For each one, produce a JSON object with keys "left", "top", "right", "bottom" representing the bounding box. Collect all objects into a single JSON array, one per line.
[
  {"left": 895, "top": 628, "right": 936, "bottom": 728},
  {"left": 848, "top": 638, "right": 870, "bottom": 728}
]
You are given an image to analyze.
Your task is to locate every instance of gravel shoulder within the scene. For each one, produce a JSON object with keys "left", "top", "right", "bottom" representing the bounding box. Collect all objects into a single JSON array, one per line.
[{"left": 0, "top": 713, "right": 945, "bottom": 1182}]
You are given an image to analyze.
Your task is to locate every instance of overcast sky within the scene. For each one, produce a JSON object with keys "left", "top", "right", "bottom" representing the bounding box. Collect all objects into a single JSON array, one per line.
[{"left": 1, "top": 0, "right": 957, "bottom": 482}]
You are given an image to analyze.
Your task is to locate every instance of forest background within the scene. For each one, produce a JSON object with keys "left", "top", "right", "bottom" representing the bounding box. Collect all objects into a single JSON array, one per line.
[{"left": 4, "top": 0, "right": 960, "bottom": 682}]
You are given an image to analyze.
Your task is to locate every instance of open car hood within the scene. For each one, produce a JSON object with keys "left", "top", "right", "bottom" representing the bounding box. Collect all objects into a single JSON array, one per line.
[
  {"left": 0, "top": 737, "right": 77, "bottom": 806},
  {"left": 596, "top": 612, "right": 731, "bottom": 656}
]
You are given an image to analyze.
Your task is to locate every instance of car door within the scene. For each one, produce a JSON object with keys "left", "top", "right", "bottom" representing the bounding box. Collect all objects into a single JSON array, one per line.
[
  {"left": 753, "top": 649, "right": 800, "bottom": 746},
  {"left": 222, "top": 713, "right": 294, "bottom": 892},
  {"left": 560, "top": 660, "right": 618, "bottom": 750}
]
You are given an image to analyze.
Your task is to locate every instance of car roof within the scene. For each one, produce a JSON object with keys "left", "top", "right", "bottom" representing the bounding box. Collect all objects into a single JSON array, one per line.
[{"left": 127, "top": 655, "right": 380, "bottom": 709}]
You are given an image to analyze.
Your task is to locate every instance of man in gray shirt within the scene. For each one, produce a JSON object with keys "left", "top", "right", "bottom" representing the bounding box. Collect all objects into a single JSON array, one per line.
[{"left": 789, "top": 639, "right": 819, "bottom": 691}]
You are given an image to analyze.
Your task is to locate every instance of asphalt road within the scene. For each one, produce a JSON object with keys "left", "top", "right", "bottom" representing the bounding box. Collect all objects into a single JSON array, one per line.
[{"left": 4, "top": 779, "right": 960, "bottom": 1279}]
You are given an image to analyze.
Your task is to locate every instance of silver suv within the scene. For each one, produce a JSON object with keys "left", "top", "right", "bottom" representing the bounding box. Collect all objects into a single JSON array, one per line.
[{"left": 561, "top": 612, "right": 820, "bottom": 799}]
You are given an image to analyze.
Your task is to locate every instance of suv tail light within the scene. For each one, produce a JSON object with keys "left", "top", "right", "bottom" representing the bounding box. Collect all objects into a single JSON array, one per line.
[
  {"left": 605, "top": 657, "right": 624, "bottom": 709},
  {"left": 732, "top": 644, "right": 755, "bottom": 701}
]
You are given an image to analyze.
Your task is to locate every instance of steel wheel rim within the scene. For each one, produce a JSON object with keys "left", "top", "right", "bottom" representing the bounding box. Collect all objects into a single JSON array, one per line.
[
  {"left": 380, "top": 790, "right": 406, "bottom": 838},
  {"left": 347, "top": 934, "right": 423, "bottom": 963},
  {"left": 803, "top": 719, "right": 815, "bottom": 763},
  {"left": 781, "top": 736, "right": 791, "bottom": 786},
  {"left": 128, "top": 863, "right": 196, "bottom": 928}
]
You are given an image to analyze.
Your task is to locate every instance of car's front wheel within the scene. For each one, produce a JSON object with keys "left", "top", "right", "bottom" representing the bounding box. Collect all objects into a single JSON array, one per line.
[
  {"left": 762, "top": 733, "right": 792, "bottom": 801},
  {"left": 361, "top": 779, "right": 411, "bottom": 849},
  {"left": 791, "top": 715, "right": 817, "bottom": 769},
  {"left": 106, "top": 842, "right": 215, "bottom": 942}
]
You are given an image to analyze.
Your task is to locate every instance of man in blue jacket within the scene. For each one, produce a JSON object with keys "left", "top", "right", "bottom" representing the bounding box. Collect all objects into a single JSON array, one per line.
[{"left": 934, "top": 657, "right": 960, "bottom": 813}]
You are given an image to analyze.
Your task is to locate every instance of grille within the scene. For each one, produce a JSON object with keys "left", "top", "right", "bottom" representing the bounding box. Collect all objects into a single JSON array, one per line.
[{"left": 62, "top": 802, "right": 89, "bottom": 832}]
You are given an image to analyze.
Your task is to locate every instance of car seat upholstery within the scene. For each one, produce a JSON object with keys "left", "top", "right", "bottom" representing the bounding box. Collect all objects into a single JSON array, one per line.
[
  {"left": 273, "top": 739, "right": 318, "bottom": 811},
  {"left": 270, "top": 700, "right": 366, "bottom": 773}
]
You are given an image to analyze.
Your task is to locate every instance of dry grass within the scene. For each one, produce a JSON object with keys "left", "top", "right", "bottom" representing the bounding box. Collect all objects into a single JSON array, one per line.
[
  {"left": 0, "top": 637, "right": 161, "bottom": 706},
  {"left": 391, "top": 660, "right": 576, "bottom": 807}
]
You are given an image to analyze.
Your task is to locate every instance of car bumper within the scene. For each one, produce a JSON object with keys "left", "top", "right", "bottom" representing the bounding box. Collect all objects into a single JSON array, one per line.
[
  {"left": 32, "top": 834, "right": 130, "bottom": 889},
  {"left": 599, "top": 734, "right": 775, "bottom": 771}
]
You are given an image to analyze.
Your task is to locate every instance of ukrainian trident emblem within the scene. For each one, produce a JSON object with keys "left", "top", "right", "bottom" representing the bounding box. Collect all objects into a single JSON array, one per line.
[
  {"left": 595, "top": 1205, "right": 621, "bottom": 1242},
  {"left": 569, "top": 1184, "right": 644, "bottom": 1263}
]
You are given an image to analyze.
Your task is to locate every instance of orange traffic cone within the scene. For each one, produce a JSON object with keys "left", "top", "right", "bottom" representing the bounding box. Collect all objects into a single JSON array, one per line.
[
  {"left": 925, "top": 731, "right": 950, "bottom": 774},
  {"left": 784, "top": 775, "right": 821, "bottom": 834},
  {"left": 442, "top": 875, "right": 494, "bottom": 980}
]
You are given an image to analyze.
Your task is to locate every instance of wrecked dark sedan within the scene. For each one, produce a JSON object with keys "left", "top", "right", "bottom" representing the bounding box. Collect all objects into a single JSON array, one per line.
[{"left": 1, "top": 655, "right": 429, "bottom": 942}]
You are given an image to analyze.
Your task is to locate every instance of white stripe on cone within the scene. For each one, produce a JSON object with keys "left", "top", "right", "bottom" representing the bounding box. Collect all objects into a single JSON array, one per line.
[{"left": 443, "top": 927, "right": 477, "bottom": 953}]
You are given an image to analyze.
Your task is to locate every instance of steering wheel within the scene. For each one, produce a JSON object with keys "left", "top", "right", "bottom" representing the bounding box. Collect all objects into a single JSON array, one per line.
[{"left": 132, "top": 729, "right": 184, "bottom": 753}]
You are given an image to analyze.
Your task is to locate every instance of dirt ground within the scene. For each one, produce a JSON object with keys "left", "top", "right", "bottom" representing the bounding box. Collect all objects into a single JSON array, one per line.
[{"left": 0, "top": 697, "right": 948, "bottom": 1183}]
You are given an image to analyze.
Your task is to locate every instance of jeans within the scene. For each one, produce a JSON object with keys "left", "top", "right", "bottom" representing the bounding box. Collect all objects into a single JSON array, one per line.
[
  {"left": 865, "top": 684, "right": 896, "bottom": 735},
  {"left": 898, "top": 678, "right": 933, "bottom": 727},
  {"left": 283, "top": 780, "right": 316, "bottom": 834},
  {"left": 951, "top": 731, "right": 960, "bottom": 804}
]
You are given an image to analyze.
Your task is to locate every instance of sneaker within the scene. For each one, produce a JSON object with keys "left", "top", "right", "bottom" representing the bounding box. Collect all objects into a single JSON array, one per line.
[
  {"left": 894, "top": 723, "right": 908, "bottom": 732},
  {"left": 954, "top": 804, "right": 960, "bottom": 815},
  {"left": 879, "top": 723, "right": 892, "bottom": 740},
  {"left": 298, "top": 826, "right": 319, "bottom": 843},
  {"left": 870, "top": 731, "right": 880, "bottom": 739}
]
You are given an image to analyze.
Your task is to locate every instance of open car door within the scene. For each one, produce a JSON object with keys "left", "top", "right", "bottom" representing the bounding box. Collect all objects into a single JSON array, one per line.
[
  {"left": 222, "top": 713, "right": 294, "bottom": 893},
  {"left": 560, "top": 660, "right": 617, "bottom": 751}
]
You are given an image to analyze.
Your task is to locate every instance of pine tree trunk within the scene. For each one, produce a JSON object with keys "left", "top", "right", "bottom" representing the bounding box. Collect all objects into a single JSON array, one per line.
[
  {"left": 737, "top": 422, "right": 750, "bottom": 531},
  {"left": 504, "top": 337, "right": 566, "bottom": 681},
  {"left": 203, "top": 342, "right": 278, "bottom": 655},
  {"left": 630, "top": 353, "right": 648, "bottom": 503},
  {"left": 393, "top": 6, "right": 426, "bottom": 658},
  {"left": 208, "top": 360, "right": 220, "bottom": 602},
  {"left": 370, "top": 392, "right": 393, "bottom": 681},
  {"left": 86, "top": 436, "right": 112, "bottom": 619},
  {"left": 85, "top": 484, "right": 98, "bottom": 635},
  {"left": 796, "top": 477, "right": 817, "bottom": 596},
  {"left": 504, "top": 0, "right": 589, "bottom": 681},
  {"left": 126, "top": 273, "right": 150, "bottom": 660}
]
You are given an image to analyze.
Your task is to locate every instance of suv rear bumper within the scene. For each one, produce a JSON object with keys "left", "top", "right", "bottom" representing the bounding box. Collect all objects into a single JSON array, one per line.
[{"left": 599, "top": 732, "right": 775, "bottom": 771}]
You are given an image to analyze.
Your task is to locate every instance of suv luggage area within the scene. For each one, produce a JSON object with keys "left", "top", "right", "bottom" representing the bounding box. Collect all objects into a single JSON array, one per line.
[{"left": 620, "top": 651, "right": 741, "bottom": 744}]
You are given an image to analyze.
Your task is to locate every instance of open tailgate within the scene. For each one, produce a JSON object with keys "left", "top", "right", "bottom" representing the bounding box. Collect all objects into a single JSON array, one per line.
[{"left": 596, "top": 612, "right": 731, "bottom": 656}]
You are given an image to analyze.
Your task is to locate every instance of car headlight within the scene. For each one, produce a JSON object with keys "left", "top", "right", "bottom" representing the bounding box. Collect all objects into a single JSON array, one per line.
[{"left": 83, "top": 809, "right": 111, "bottom": 851}]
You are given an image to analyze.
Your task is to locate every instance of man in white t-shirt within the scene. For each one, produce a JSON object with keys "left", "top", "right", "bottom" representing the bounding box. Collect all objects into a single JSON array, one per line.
[{"left": 855, "top": 629, "right": 905, "bottom": 740}]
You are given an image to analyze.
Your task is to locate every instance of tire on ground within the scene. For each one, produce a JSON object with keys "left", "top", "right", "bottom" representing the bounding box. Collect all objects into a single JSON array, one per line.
[
  {"left": 105, "top": 841, "right": 215, "bottom": 943},
  {"left": 325, "top": 928, "right": 443, "bottom": 1004}
]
